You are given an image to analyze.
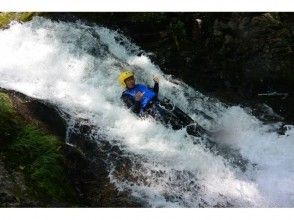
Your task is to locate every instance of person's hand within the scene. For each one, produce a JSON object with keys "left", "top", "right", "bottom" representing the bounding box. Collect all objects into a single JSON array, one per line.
[
  {"left": 135, "top": 92, "right": 144, "bottom": 101},
  {"left": 153, "top": 76, "right": 160, "bottom": 83}
]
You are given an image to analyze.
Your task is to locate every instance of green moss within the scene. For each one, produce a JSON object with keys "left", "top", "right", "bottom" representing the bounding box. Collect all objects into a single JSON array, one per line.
[
  {"left": 6, "top": 125, "right": 75, "bottom": 202},
  {"left": 0, "top": 12, "right": 38, "bottom": 29},
  {"left": 0, "top": 13, "right": 12, "bottom": 27},
  {"left": 0, "top": 92, "right": 20, "bottom": 144},
  {"left": 0, "top": 92, "right": 13, "bottom": 113},
  {"left": 0, "top": 92, "right": 77, "bottom": 205}
]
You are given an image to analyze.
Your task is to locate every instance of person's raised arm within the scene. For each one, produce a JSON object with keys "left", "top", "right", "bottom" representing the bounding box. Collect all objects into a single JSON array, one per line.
[{"left": 153, "top": 76, "right": 159, "bottom": 94}]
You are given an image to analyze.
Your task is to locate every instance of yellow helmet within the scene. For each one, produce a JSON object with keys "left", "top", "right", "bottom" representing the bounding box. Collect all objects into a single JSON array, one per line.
[{"left": 118, "top": 71, "right": 134, "bottom": 87}]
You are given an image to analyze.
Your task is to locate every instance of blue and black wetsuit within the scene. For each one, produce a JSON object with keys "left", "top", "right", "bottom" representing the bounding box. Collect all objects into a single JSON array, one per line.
[
  {"left": 121, "top": 82, "right": 206, "bottom": 136},
  {"left": 121, "top": 82, "right": 159, "bottom": 115}
]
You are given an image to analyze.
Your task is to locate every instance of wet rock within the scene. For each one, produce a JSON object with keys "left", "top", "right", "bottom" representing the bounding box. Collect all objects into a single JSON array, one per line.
[
  {"left": 0, "top": 159, "right": 41, "bottom": 207},
  {"left": 0, "top": 88, "right": 142, "bottom": 207}
]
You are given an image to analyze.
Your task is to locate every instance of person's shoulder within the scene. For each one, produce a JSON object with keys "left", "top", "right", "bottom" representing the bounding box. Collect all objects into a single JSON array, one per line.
[{"left": 122, "top": 89, "right": 131, "bottom": 97}]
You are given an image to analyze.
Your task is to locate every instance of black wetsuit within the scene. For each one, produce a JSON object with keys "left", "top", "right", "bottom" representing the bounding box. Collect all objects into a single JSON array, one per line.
[{"left": 121, "top": 82, "right": 206, "bottom": 137}]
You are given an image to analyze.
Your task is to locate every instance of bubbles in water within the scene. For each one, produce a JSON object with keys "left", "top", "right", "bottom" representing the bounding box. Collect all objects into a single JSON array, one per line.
[{"left": 0, "top": 17, "right": 293, "bottom": 207}]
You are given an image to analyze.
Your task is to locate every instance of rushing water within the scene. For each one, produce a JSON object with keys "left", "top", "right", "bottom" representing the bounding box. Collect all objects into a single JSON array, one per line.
[{"left": 0, "top": 17, "right": 293, "bottom": 207}]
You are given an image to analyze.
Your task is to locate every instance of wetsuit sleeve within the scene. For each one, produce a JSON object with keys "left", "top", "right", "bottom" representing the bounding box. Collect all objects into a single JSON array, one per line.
[
  {"left": 153, "top": 82, "right": 159, "bottom": 94},
  {"left": 121, "top": 94, "right": 141, "bottom": 114}
]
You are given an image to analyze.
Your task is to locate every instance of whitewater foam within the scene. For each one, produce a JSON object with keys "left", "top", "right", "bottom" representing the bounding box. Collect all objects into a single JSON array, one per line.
[{"left": 0, "top": 17, "right": 293, "bottom": 207}]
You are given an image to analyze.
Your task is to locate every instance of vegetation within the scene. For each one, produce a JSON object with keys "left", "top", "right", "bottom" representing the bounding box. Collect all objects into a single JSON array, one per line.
[
  {"left": 0, "top": 92, "right": 77, "bottom": 205},
  {"left": 0, "top": 12, "right": 38, "bottom": 28}
]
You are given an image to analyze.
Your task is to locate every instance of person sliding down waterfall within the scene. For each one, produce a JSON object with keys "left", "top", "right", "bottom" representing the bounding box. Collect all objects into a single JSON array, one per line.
[
  {"left": 118, "top": 70, "right": 206, "bottom": 137},
  {"left": 118, "top": 71, "right": 250, "bottom": 171}
]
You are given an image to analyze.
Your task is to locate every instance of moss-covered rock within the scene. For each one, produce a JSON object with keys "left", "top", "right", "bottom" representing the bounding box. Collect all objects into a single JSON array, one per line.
[
  {"left": 0, "top": 91, "right": 77, "bottom": 206},
  {"left": 3, "top": 125, "right": 75, "bottom": 202},
  {"left": 0, "top": 12, "right": 38, "bottom": 29},
  {"left": 0, "top": 93, "right": 20, "bottom": 146},
  {"left": 0, "top": 89, "right": 142, "bottom": 207}
]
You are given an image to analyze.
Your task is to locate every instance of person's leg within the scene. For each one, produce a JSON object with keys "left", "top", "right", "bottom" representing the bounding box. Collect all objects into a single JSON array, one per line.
[
  {"left": 146, "top": 100, "right": 208, "bottom": 137},
  {"left": 186, "top": 123, "right": 207, "bottom": 137},
  {"left": 158, "top": 99, "right": 194, "bottom": 125},
  {"left": 153, "top": 102, "right": 189, "bottom": 130},
  {"left": 171, "top": 107, "right": 194, "bottom": 125},
  {"left": 145, "top": 103, "right": 180, "bottom": 129}
]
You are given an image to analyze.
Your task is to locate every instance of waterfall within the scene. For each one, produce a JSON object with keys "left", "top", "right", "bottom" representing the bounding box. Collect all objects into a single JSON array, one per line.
[{"left": 0, "top": 17, "right": 293, "bottom": 207}]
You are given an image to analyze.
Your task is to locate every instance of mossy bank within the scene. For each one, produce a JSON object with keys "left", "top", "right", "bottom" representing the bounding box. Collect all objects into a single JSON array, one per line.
[
  {"left": 0, "top": 91, "right": 77, "bottom": 207},
  {"left": 0, "top": 89, "right": 142, "bottom": 207},
  {"left": 0, "top": 12, "right": 39, "bottom": 29}
]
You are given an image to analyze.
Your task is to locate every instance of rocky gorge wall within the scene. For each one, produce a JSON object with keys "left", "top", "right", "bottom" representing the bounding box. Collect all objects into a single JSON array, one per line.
[{"left": 0, "top": 12, "right": 293, "bottom": 207}]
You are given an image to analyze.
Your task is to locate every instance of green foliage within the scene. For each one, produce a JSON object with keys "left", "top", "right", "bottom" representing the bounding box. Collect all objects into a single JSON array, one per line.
[
  {"left": 0, "top": 93, "right": 20, "bottom": 144},
  {"left": 0, "top": 12, "right": 38, "bottom": 29},
  {"left": 0, "top": 92, "right": 76, "bottom": 204},
  {"left": 0, "top": 92, "right": 13, "bottom": 113},
  {"left": 6, "top": 125, "right": 74, "bottom": 201}
]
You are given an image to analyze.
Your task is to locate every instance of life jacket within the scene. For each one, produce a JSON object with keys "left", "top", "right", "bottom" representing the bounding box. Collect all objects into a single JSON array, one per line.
[{"left": 123, "top": 84, "right": 156, "bottom": 110}]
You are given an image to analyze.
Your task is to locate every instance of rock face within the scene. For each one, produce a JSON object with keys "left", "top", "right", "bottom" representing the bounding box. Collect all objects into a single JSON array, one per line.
[
  {"left": 0, "top": 159, "right": 41, "bottom": 207},
  {"left": 200, "top": 13, "right": 293, "bottom": 95},
  {"left": 65, "top": 120, "right": 142, "bottom": 207},
  {"left": 0, "top": 88, "right": 142, "bottom": 207}
]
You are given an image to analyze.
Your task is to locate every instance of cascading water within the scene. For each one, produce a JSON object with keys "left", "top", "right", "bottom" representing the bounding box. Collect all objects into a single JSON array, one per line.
[{"left": 0, "top": 17, "right": 293, "bottom": 207}]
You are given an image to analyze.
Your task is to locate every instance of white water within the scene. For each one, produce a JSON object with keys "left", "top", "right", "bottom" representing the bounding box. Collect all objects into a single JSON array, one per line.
[{"left": 0, "top": 17, "right": 293, "bottom": 207}]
